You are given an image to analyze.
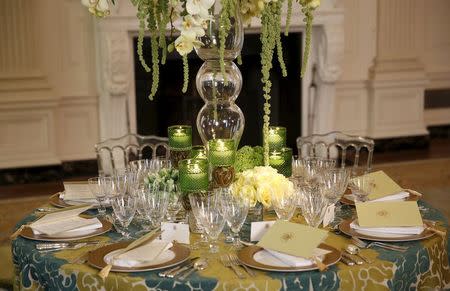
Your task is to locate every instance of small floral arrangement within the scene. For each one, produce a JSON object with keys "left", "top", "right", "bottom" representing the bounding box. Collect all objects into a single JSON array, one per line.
[
  {"left": 144, "top": 168, "right": 179, "bottom": 194},
  {"left": 230, "top": 166, "right": 294, "bottom": 208}
]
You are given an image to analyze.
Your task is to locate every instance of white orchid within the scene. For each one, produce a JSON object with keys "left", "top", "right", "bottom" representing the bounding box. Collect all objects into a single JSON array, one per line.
[
  {"left": 179, "top": 15, "right": 206, "bottom": 37},
  {"left": 81, "top": 0, "right": 111, "bottom": 17},
  {"left": 186, "top": 0, "right": 215, "bottom": 18},
  {"left": 168, "top": 0, "right": 184, "bottom": 21},
  {"left": 175, "top": 30, "right": 203, "bottom": 56}
]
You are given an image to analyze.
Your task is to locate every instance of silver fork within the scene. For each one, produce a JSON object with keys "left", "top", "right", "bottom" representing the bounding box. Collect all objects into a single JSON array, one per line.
[
  {"left": 351, "top": 237, "right": 407, "bottom": 252},
  {"left": 228, "top": 253, "right": 255, "bottom": 277},
  {"left": 220, "top": 254, "right": 246, "bottom": 279}
]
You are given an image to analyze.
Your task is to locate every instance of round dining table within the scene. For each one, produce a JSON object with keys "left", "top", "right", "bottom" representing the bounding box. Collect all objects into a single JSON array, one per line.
[{"left": 11, "top": 201, "right": 450, "bottom": 291}]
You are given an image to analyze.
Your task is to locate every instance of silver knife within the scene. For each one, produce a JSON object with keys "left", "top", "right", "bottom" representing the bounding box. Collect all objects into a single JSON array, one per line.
[
  {"left": 159, "top": 257, "right": 199, "bottom": 278},
  {"left": 166, "top": 258, "right": 198, "bottom": 278}
]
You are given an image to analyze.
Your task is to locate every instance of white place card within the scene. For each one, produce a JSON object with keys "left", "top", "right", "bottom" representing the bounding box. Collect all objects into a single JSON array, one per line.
[
  {"left": 250, "top": 220, "right": 276, "bottom": 242},
  {"left": 322, "top": 204, "right": 335, "bottom": 227},
  {"left": 161, "top": 222, "right": 190, "bottom": 244}
]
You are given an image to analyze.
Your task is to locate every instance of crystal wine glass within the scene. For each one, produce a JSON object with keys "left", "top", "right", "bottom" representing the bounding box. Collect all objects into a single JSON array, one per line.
[
  {"left": 271, "top": 187, "right": 298, "bottom": 221},
  {"left": 299, "top": 184, "right": 329, "bottom": 228},
  {"left": 348, "top": 175, "right": 375, "bottom": 202},
  {"left": 219, "top": 188, "right": 250, "bottom": 249},
  {"left": 189, "top": 192, "right": 225, "bottom": 254},
  {"left": 88, "top": 177, "right": 107, "bottom": 216},
  {"left": 166, "top": 184, "right": 182, "bottom": 222},
  {"left": 111, "top": 193, "right": 137, "bottom": 239},
  {"left": 142, "top": 182, "right": 170, "bottom": 230}
]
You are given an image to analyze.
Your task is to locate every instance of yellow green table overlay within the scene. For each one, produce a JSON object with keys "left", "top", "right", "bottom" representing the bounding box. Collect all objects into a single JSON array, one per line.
[{"left": 11, "top": 201, "right": 450, "bottom": 290}]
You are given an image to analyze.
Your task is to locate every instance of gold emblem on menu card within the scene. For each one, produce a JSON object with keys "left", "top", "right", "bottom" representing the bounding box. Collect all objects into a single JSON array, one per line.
[
  {"left": 376, "top": 210, "right": 389, "bottom": 217},
  {"left": 281, "top": 232, "right": 295, "bottom": 243}
]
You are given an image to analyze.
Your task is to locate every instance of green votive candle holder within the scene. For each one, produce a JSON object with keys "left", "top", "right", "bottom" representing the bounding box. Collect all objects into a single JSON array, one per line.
[
  {"left": 168, "top": 125, "right": 192, "bottom": 151},
  {"left": 208, "top": 139, "right": 236, "bottom": 167},
  {"left": 269, "top": 147, "right": 293, "bottom": 177},
  {"left": 267, "top": 126, "right": 287, "bottom": 151},
  {"left": 189, "top": 145, "right": 207, "bottom": 159},
  {"left": 179, "top": 159, "right": 209, "bottom": 192}
]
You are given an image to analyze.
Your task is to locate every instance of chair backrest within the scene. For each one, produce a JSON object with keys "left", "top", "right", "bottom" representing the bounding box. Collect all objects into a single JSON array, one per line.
[
  {"left": 296, "top": 131, "right": 375, "bottom": 174},
  {"left": 95, "top": 133, "right": 170, "bottom": 176}
]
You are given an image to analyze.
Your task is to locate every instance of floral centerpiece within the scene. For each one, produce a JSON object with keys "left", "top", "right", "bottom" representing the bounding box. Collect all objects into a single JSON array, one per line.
[
  {"left": 82, "top": 0, "right": 320, "bottom": 161},
  {"left": 145, "top": 168, "right": 179, "bottom": 195},
  {"left": 230, "top": 166, "right": 294, "bottom": 208}
]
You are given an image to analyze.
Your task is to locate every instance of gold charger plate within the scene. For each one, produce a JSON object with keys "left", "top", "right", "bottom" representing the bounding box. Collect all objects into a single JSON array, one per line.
[
  {"left": 237, "top": 243, "right": 341, "bottom": 272},
  {"left": 340, "top": 189, "right": 420, "bottom": 206},
  {"left": 20, "top": 217, "right": 112, "bottom": 242},
  {"left": 49, "top": 192, "right": 71, "bottom": 208},
  {"left": 338, "top": 219, "right": 434, "bottom": 242},
  {"left": 87, "top": 242, "right": 191, "bottom": 272}
]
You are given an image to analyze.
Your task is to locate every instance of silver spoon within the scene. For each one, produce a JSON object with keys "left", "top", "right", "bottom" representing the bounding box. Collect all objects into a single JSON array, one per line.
[
  {"left": 178, "top": 258, "right": 208, "bottom": 280},
  {"left": 346, "top": 244, "right": 373, "bottom": 263}
]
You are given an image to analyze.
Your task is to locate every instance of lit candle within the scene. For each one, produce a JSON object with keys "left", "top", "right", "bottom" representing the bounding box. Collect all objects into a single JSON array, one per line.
[
  {"left": 267, "top": 126, "right": 287, "bottom": 151},
  {"left": 179, "top": 159, "right": 209, "bottom": 192},
  {"left": 269, "top": 147, "right": 293, "bottom": 177},
  {"left": 168, "top": 125, "right": 192, "bottom": 150},
  {"left": 189, "top": 145, "right": 207, "bottom": 159},
  {"left": 208, "top": 139, "right": 235, "bottom": 167}
]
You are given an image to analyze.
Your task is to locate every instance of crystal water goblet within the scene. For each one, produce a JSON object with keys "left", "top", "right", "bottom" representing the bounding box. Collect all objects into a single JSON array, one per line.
[
  {"left": 166, "top": 184, "right": 182, "bottom": 222},
  {"left": 189, "top": 192, "right": 225, "bottom": 254},
  {"left": 300, "top": 157, "right": 337, "bottom": 182},
  {"left": 299, "top": 184, "right": 328, "bottom": 228},
  {"left": 271, "top": 187, "right": 298, "bottom": 221},
  {"left": 111, "top": 193, "right": 137, "bottom": 239},
  {"left": 88, "top": 177, "right": 107, "bottom": 216},
  {"left": 143, "top": 182, "right": 170, "bottom": 230},
  {"left": 348, "top": 175, "right": 375, "bottom": 202},
  {"left": 219, "top": 188, "right": 250, "bottom": 249}
]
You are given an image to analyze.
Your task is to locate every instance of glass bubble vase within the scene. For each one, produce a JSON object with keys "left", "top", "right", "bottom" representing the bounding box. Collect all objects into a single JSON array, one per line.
[{"left": 195, "top": 12, "right": 245, "bottom": 148}]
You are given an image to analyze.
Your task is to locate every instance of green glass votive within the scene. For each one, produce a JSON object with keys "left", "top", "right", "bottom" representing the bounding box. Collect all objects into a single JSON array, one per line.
[
  {"left": 189, "top": 145, "right": 207, "bottom": 159},
  {"left": 208, "top": 139, "right": 236, "bottom": 167},
  {"left": 267, "top": 126, "right": 287, "bottom": 151},
  {"left": 269, "top": 147, "right": 293, "bottom": 177},
  {"left": 168, "top": 125, "right": 192, "bottom": 151},
  {"left": 179, "top": 159, "right": 209, "bottom": 192}
]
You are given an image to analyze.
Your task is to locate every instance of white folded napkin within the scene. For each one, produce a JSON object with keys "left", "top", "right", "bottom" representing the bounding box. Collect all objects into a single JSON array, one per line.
[
  {"left": 350, "top": 219, "right": 424, "bottom": 235},
  {"left": 257, "top": 248, "right": 331, "bottom": 267},
  {"left": 31, "top": 217, "right": 102, "bottom": 236},
  {"left": 345, "top": 191, "right": 410, "bottom": 202},
  {"left": 63, "top": 182, "right": 95, "bottom": 201},
  {"left": 106, "top": 240, "right": 173, "bottom": 267}
]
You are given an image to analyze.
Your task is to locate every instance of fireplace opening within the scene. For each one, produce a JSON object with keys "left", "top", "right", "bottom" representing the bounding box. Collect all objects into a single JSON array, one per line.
[{"left": 134, "top": 32, "right": 302, "bottom": 149}]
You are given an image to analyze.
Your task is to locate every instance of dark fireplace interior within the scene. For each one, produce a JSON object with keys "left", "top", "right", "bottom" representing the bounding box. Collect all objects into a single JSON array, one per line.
[{"left": 134, "top": 32, "right": 302, "bottom": 149}]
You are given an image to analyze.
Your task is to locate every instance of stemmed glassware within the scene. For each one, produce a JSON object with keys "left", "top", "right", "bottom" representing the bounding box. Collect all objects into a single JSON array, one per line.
[
  {"left": 143, "top": 182, "right": 170, "bottom": 230},
  {"left": 88, "top": 177, "right": 107, "bottom": 216},
  {"left": 271, "top": 188, "right": 298, "bottom": 221},
  {"left": 110, "top": 192, "right": 137, "bottom": 239},
  {"left": 298, "top": 184, "right": 329, "bottom": 228},
  {"left": 166, "top": 184, "right": 182, "bottom": 222},
  {"left": 219, "top": 188, "right": 250, "bottom": 249},
  {"left": 189, "top": 192, "right": 226, "bottom": 254},
  {"left": 294, "top": 157, "right": 337, "bottom": 182},
  {"left": 348, "top": 175, "right": 375, "bottom": 202}
]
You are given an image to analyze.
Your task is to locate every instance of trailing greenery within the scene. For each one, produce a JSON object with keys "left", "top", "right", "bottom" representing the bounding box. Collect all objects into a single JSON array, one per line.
[{"left": 85, "top": 0, "right": 319, "bottom": 161}]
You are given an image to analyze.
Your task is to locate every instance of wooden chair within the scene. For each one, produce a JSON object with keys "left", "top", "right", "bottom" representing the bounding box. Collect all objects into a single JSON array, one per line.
[
  {"left": 296, "top": 131, "right": 375, "bottom": 174},
  {"left": 95, "top": 133, "right": 169, "bottom": 176}
]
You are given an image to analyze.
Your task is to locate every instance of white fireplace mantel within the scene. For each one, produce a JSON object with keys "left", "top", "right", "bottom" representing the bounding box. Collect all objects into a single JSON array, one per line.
[{"left": 94, "top": 1, "right": 345, "bottom": 140}]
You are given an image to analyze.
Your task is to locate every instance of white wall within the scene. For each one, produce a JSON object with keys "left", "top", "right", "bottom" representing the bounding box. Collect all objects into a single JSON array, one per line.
[
  {"left": 333, "top": 0, "right": 450, "bottom": 136},
  {"left": 0, "top": 0, "right": 449, "bottom": 169},
  {"left": 0, "top": 0, "right": 99, "bottom": 169}
]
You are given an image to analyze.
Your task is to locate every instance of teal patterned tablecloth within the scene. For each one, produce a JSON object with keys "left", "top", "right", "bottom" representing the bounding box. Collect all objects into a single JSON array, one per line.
[{"left": 11, "top": 201, "right": 450, "bottom": 290}]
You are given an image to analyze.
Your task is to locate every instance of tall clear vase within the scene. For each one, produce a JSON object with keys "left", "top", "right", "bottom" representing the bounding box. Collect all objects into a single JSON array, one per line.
[{"left": 195, "top": 13, "right": 245, "bottom": 148}]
